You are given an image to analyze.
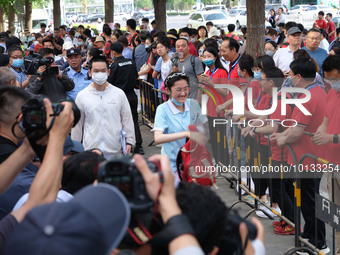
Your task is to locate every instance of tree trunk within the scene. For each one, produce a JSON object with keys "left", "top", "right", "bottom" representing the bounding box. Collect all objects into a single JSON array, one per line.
[
  {"left": 246, "top": 0, "right": 265, "bottom": 58},
  {"left": 82, "top": 0, "right": 87, "bottom": 14},
  {"left": 0, "top": 7, "right": 5, "bottom": 32},
  {"left": 105, "top": 0, "right": 113, "bottom": 23},
  {"left": 8, "top": 2, "right": 15, "bottom": 34},
  {"left": 153, "top": 0, "right": 166, "bottom": 32},
  {"left": 53, "top": 0, "right": 61, "bottom": 28},
  {"left": 25, "top": 0, "right": 32, "bottom": 31}
]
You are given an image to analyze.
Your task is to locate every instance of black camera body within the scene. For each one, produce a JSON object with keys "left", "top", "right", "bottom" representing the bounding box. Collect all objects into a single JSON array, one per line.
[
  {"left": 97, "top": 155, "right": 159, "bottom": 212},
  {"left": 146, "top": 41, "right": 157, "bottom": 54},
  {"left": 171, "top": 52, "right": 180, "bottom": 67},
  {"left": 24, "top": 53, "right": 54, "bottom": 75},
  {"left": 21, "top": 96, "right": 80, "bottom": 131}
]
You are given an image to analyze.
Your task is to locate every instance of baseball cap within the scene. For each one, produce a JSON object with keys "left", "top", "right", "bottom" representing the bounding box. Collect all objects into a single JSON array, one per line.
[
  {"left": 66, "top": 48, "right": 81, "bottom": 57},
  {"left": 287, "top": 27, "right": 302, "bottom": 36},
  {"left": 63, "top": 136, "right": 84, "bottom": 155},
  {"left": 95, "top": 36, "right": 105, "bottom": 43},
  {"left": 62, "top": 41, "right": 74, "bottom": 50},
  {"left": 4, "top": 183, "right": 131, "bottom": 255}
]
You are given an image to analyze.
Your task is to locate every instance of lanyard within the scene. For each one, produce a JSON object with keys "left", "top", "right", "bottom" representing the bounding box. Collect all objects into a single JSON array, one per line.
[
  {"left": 228, "top": 56, "right": 240, "bottom": 81},
  {"left": 208, "top": 67, "right": 218, "bottom": 78},
  {"left": 256, "top": 91, "right": 262, "bottom": 108},
  {"left": 244, "top": 77, "right": 254, "bottom": 96},
  {"left": 305, "top": 83, "right": 318, "bottom": 91}
]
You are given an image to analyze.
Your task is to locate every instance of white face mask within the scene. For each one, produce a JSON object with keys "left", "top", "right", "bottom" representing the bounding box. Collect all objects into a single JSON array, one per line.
[{"left": 92, "top": 72, "right": 108, "bottom": 86}]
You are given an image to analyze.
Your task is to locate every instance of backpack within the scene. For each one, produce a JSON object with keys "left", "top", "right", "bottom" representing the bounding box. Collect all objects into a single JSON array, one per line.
[{"left": 176, "top": 125, "right": 216, "bottom": 187}]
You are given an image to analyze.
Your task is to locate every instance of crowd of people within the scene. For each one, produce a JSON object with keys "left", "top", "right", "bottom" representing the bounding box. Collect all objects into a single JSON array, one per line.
[{"left": 0, "top": 9, "right": 339, "bottom": 255}]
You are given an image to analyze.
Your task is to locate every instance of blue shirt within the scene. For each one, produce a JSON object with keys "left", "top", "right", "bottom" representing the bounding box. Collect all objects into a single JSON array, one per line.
[
  {"left": 122, "top": 47, "right": 132, "bottom": 60},
  {"left": 301, "top": 47, "right": 327, "bottom": 74},
  {"left": 153, "top": 99, "right": 207, "bottom": 172},
  {"left": 66, "top": 67, "right": 92, "bottom": 101},
  {"left": 11, "top": 67, "right": 27, "bottom": 86}
]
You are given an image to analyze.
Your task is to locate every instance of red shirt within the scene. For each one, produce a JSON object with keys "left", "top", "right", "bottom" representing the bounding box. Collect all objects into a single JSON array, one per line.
[
  {"left": 34, "top": 43, "right": 43, "bottom": 52},
  {"left": 225, "top": 32, "right": 240, "bottom": 41},
  {"left": 204, "top": 68, "right": 228, "bottom": 117},
  {"left": 288, "top": 85, "right": 327, "bottom": 169},
  {"left": 128, "top": 32, "right": 138, "bottom": 46},
  {"left": 269, "top": 92, "right": 293, "bottom": 161},
  {"left": 104, "top": 40, "right": 112, "bottom": 59},
  {"left": 327, "top": 21, "right": 336, "bottom": 42},
  {"left": 314, "top": 19, "right": 328, "bottom": 30},
  {"left": 256, "top": 93, "right": 270, "bottom": 146},
  {"left": 322, "top": 89, "right": 340, "bottom": 165},
  {"left": 244, "top": 79, "right": 261, "bottom": 111},
  {"left": 189, "top": 42, "right": 198, "bottom": 56}
]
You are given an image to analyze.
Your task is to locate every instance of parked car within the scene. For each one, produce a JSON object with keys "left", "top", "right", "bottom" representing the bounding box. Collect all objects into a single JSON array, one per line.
[
  {"left": 228, "top": 6, "right": 246, "bottom": 17},
  {"left": 87, "top": 13, "right": 105, "bottom": 23},
  {"left": 115, "top": 12, "right": 131, "bottom": 21},
  {"left": 333, "top": 16, "right": 340, "bottom": 28},
  {"left": 188, "top": 10, "right": 230, "bottom": 29},
  {"left": 287, "top": 4, "right": 310, "bottom": 14},
  {"left": 77, "top": 14, "right": 89, "bottom": 23},
  {"left": 233, "top": 10, "right": 272, "bottom": 29}
]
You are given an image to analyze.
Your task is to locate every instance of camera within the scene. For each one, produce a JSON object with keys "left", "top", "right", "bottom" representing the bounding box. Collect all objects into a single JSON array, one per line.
[
  {"left": 146, "top": 41, "right": 157, "bottom": 54},
  {"left": 171, "top": 52, "right": 183, "bottom": 67},
  {"left": 97, "top": 155, "right": 159, "bottom": 212},
  {"left": 23, "top": 53, "right": 54, "bottom": 75},
  {"left": 219, "top": 210, "right": 257, "bottom": 255},
  {"left": 21, "top": 96, "right": 80, "bottom": 131}
]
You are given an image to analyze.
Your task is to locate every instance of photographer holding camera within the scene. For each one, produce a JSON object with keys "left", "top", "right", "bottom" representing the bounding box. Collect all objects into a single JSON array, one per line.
[{"left": 27, "top": 48, "right": 75, "bottom": 102}]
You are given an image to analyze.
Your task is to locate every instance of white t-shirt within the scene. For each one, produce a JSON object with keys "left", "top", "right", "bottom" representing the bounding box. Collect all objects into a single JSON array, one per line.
[
  {"left": 161, "top": 59, "right": 172, "bottom": 81},
  {"left": 319, "top": 38, "right": 330, "bottom": 53}
]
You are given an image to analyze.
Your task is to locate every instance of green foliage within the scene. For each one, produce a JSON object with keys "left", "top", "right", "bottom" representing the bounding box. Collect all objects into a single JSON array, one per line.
[{"left": 135, "top": 0, "right": 152, "bottom": 10}]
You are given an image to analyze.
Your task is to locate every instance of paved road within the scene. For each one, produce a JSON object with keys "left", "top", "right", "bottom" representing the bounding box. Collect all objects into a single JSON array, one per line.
[{"left": 138, "top": 115, "right": 335, "bottom": 255}]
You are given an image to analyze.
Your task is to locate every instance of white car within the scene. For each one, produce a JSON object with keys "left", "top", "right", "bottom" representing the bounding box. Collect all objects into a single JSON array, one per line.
[
  {"left": 188, "top": 10, "right": 230, "bottom": 29},
  {"left": 299, "top": 5, "right": 338, "bottom": 28},
  {"left": 288, "top": 4, "right": 310, "bottom": 14},
  {"left": 233, "top": 10, "right": 271, "bottom": 29},
  {"left": 228, "top": 6, "right": 246, "bottom": 17}
]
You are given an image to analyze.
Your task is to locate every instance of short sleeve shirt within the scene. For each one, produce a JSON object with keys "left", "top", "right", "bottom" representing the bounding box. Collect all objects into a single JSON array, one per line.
[
  {"left": 323, "top": 89, "right": 340, "bottom": 165},
  {"left": 315, "top": 19, "right": 328, "bottom": 30},
  {"left": 153, "top": 99, "right": 207, "bottom": 172},
  {"left": 327, "top": 21, "right": 336, "bottom": 42},
  {"left": 256, "top": 93, "right": 270, "bottom": 146},
  {"left": 288, "top": 84, "right": 327, "bottom": 168},
  {"left": 171, "top": 55, "right": 204, "bottom": 99},
  {"left": 66, "top": 67, "right": 92, "bottom": 101},
  {"left": 204, "top": 68, "right": 228, "bottom": 117}
]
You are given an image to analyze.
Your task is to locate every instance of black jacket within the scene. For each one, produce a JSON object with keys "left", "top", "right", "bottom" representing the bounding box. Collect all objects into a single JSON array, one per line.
[
  {"left": 27, "top": 72, "right": 74, "bottom": 102},
  {"left": 108, "top": 56, "right": 138, "bottom": 93}
]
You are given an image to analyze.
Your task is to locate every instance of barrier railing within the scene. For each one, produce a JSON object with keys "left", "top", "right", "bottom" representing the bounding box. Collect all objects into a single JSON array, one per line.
[
  {"left": 217, "top": 123, "right": 339, "bottom": 255},
  {"left": 139, "top": 79, "right": 169, "bottom": 143}
]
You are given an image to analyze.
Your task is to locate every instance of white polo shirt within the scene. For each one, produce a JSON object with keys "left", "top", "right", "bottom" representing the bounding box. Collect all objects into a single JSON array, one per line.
[{"left": 273, "top": 46, "right": 295, "bottom": 73}]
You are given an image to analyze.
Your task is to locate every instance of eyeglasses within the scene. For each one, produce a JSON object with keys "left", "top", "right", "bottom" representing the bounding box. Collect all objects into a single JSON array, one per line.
[
  {"left": 307, "top": 37, "right": 320, "bottom": 41},
  {"left": 11, "top": 55, "right": 23, "bottom": 60},
  {"left": 174, "top": 87, "right": 190, "bottom": 93}
]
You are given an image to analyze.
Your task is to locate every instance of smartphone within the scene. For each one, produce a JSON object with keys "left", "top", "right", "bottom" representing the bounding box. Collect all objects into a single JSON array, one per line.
[{"left": 304, "top": 131, "right": 314, "bottom": 137}]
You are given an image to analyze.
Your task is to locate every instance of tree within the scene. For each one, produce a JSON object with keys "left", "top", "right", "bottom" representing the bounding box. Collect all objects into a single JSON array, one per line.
[
  {"left": 25, "top": 0, "right": 32, "bottom": 31},
  {"left": 0, "top": 7, "right": 5, "bottom": 31},
  {"left": 53, "top": 0, "right": 61, "bottom": 28},
  {"left": 81, "top": 0, "right": 87, "bottom": 14},
  {"left": 104, "top": 0, "right": 113, "bottom": 23},
  {"left": 153, "top": 0, "right": 166, "bottom": 32},
  {"left": 246, "top": 0, "right": 265, "bottom": 57},
  {"left": 8, "top": 1, "right": 15, "bottom": 34}
]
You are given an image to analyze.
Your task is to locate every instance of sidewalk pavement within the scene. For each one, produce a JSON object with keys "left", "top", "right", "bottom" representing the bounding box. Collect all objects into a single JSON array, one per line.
[{"left": 139, "top": 118, "right": 334, "bottom": 255}]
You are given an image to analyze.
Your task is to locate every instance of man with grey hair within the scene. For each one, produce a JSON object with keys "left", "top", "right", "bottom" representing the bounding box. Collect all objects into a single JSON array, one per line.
[{"left": 0, "top": 67, "right": 17, "bottom": 87}]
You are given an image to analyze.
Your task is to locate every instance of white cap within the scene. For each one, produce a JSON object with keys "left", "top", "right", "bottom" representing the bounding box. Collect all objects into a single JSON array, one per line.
[
  {"left": 63, "top": 42, "right": 74, "bottom": 50},
  {"left": 208, "top": 26, "right": 220, "bottom": 38}
]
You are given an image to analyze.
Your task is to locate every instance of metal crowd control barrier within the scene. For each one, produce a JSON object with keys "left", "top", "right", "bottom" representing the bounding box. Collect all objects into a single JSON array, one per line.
[
  {"left": 139, "top": 79, "right": 169, "bottom": 145},
  {"left": 217, "top": 124, "right": 339, "bottom": 255}
]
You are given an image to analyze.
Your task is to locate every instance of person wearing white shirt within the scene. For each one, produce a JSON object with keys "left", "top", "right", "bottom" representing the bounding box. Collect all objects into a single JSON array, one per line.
[
  {"left": 319, "top": 29, "right": 330, "bottom": 53},
  {"left": 71, "top": 56, "right": 135, "bottom": 159},
  {"left": 273, "top": 27, "right": 301, "bottom": 74}
]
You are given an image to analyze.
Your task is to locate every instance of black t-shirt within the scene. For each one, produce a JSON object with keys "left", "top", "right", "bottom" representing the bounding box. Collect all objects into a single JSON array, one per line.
[
  {"left": 54, "top": 37, "right": 64, "bottom": 56},
  {"left": 0, "top": 136, "right": 18, "bottom": 164},
  {"left": 0, "top": 213, "right": 18, "bottom": 253}
]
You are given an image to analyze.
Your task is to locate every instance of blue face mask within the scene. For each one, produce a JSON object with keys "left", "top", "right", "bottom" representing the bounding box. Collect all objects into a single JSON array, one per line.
[
  {"left": 203, "top": 59, "right": 214, "bottom": 67},
  {"left": 12, "top": 59, "right": 23, "bottom": 68},
  {"left": 237, "top": 69, "right": 244, "bottom": 78},
  {"left": 254, "top": 71, "right": 262, "bottom": 80},
  {"left": 31, "top": 37, "right": 36, "bottom": 41},
  {"left": 78, "top": 41, "right": 84, "bottom": 46},
  {"left": 88, "top": 43, "right": 92, "bottom": 49},
  {"left": 171, "top": 97, "right": 184, "bottom": 106}
]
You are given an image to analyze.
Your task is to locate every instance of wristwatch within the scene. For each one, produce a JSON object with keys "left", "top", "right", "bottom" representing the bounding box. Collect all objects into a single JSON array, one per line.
[{"left": 333, "top": 134, "right": 339, "bottom": 144}]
